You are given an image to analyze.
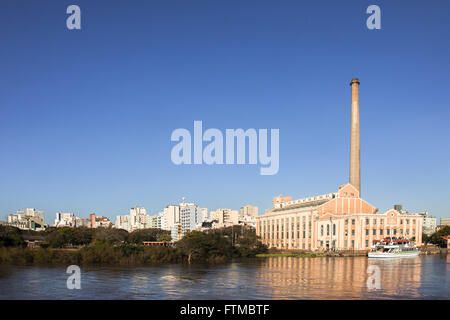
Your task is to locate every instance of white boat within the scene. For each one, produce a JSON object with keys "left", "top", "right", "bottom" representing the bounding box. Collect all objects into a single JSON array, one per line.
[{"left": 368, "top": 238, "right": 419, "bottom": 258}]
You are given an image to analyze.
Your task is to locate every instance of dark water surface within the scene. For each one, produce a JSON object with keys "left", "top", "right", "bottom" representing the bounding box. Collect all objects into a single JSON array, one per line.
[{"left": 0, "top": 255, "right": 448, "bottom": 299}]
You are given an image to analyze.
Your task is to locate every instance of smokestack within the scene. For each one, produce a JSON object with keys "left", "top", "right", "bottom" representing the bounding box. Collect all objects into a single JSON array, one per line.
[{"left": 349, "top": 78, "right": 360, "bottom": 194}]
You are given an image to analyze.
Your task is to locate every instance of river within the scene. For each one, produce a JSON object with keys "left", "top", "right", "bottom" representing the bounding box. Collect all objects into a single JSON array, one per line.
[{"left": 0, "top": 254, "right": 448, "bottom": 299}]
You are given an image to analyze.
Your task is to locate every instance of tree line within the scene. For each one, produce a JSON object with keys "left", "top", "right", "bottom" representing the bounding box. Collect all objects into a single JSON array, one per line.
[
  {"left": 0, "top": 225, "right": 267, "bottom": 265},
  {"left": 422, "top": 226, "right": 450, "bottom": 247}
]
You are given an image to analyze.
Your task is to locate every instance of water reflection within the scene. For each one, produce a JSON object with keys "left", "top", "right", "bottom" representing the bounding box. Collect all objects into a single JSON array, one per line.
[
  {"left": 0, "top": 255, "right": 448, "bottom": 299},
  {"left": 252, "top": 256, "right": 426, "bottom": 299}
]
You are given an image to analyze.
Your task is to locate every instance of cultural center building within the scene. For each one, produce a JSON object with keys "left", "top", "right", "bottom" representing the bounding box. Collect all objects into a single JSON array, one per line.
[{"left": 256, "top": 79, "right": 423, "bottom": 251}]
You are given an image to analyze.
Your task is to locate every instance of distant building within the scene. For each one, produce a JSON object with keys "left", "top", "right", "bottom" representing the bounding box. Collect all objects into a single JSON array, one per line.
[
  {"left": 90, "top": 213, "right": 112, "bottom": 228},
  {"left": 440, "top": 218, "right": 450, "bottom": 227},
  {"left": 414, "top": 211, "right": 437, "bottom": 235},
  {"left": 209, "top": 208, "right": 239, "bottom": 228},
  {"left": 54, "top": 212, "right": 90, "bottom": 228},
  {"left": 115, "top": 206, "right": 150, "bottom": 232},
  {"left": 171, "top": 223, "right": 182, "bottom": 242},
  {"left": 163, "top": 205, "right": 180, "bottom": 231},
  {"left": 273, "top": 195, "right": 292, "bottom": 208},
  {"left": 240, "top": 204, "right": 258, "bottom": 218},
  {"left": 180, "top": 203, "right": 207, "bottom": 236},
  {"left": 149, "top": 212, "right": 164, "bottom": 229},
  {"left": 115, "top": 215, "right": 131, "bottom": 231},
  {"left": 156, "top": 201, "right": 207, "bottom": 240},
  {"left": 8, "top": 208, "right": 45, "bottom": 231}
]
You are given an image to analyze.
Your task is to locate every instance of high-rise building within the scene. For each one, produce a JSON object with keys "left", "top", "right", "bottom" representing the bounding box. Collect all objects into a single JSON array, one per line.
[
  {"left": 162, "top": 205, "right": 180, "bottom": 231},
  {"left": 411, "top": 211, "right": 436, "bottom": 235},
  {"left": 115, "top": 206, "right": 150, "bottom": 232},
  {"left": 179, "top": 202, "right": 207, "bottom": 236},
  {"left": 210, "top": 208, "right": 239, "bottom": 228},
  {"left": 149, "top": 212, "right": 164, "bottom": 229},
  {"left": 240, "top": 204, "right": 258, "bottom": 218},
  {"left": 54, "top": 212, "right": 90, "bottom": 228}
]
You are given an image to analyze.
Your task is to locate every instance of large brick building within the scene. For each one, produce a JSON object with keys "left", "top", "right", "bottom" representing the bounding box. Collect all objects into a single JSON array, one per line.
[
  {"left": 256, "top": 184, "right": 423, "bottom": 250},
  {"left": 256, "top": 79, "right": 423, "bottom": 250}
]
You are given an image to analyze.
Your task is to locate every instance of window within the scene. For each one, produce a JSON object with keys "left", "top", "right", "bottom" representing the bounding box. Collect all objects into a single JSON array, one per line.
[
  {"left": 352, "top": 219, "right": 355, "bottom": 225},
  {"left": 351, "top": 240, "right": 355, "bottom": 248},
  {"left": 366, "top": 229, "right": 369, "bottom": 236},
  {"left": 327, "top": 224, "right": 330, "bottom": 236},
  {"left": 352, "top": 230, "right": 355, "bottom": 236},
  {"left": 407, "top": 219, "right": 410, "bottom": 225},
  {"left": 333, "top": 224, "right": 336, "bottom": 236},
  {"left": 366, "top": 219, "right": 369, "bottom": 224},
  {"left": 373, "top": 219, "right": 377, "bottom": 224},
  {"left": 380, "top": 229, "right": 384, "bottom": 235},
  {"left": 387, "top": 229, "right": 390, "bottom": 235},
  {"left": 373, "top": 229, "right": 376, "bottom": 235},
  {"left": 366, "top": 240, "right": 369, "bottom": 247},
  {"left": 321, "top": 225, "right": 324, "bottom": 236},
  {"left": 345, "top": 219, "right": 348, "bottom": 225}
]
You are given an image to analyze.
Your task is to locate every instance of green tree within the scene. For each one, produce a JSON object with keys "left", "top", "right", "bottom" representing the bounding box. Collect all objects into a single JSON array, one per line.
[
  {"left": 128, "top": 228, "right": 171, "bottom": 244},
  {"left": 176, "top": 231, "right": 233, "bottom": 263},
  {"left": 0, "top": 226, "right": 25, "bottom": 247},
  {"left": 429, "top": 226, "right": 450, "bottom": 247},
  {"left": 93, "top": 228, "right": 128, "bottom": 244}
]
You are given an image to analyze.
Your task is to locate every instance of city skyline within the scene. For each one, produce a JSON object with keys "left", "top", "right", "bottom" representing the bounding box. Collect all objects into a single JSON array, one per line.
[{"left": 1, "top": 1, "right": 450, "bottom": 223}]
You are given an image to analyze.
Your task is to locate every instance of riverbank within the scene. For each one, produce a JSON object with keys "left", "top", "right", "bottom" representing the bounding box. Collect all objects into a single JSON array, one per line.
[
  {"left": 256, "top": 248, "right": 448, "bottom": 258},
  {"left": 420, "top": 247, "right": 448, "bottom": 255},
  {"left": 256, "top": 253, "right": 324, "bottom": 258}
]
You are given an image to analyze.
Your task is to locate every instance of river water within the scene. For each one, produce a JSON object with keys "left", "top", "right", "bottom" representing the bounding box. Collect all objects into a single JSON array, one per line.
[{"left": 0, "top": 255, "right": 448, "bottom": 299}]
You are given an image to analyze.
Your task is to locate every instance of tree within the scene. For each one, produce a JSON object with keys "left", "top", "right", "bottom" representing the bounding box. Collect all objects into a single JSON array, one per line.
[
  {"left": 93, "top": 228, "right": 128, "bottom": 244},
  {"left": 128, "top": 228, "right": 171, "bottom": 244},
  {"left": 429, "top": 226, "right": 450, "bottom": 247},
  {"left": 176, "top": 231, "right": 233, "bottom": 263},
  {"left": 0, "top": 225, "right": 25, "bottom": 247}
]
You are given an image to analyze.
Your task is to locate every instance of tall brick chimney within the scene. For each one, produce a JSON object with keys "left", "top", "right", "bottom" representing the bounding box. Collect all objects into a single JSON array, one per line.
[{"left": 349, "top": 78, "right": 360, "bottom": 194}]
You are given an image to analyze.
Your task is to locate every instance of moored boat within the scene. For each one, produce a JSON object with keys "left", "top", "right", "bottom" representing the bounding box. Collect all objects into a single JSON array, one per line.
[{"left": 368, "top": 237, "right": 419, "bottom": 258}]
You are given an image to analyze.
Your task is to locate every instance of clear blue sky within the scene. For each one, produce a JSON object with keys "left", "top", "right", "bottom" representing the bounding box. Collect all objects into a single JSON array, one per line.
[{"left": 1, "top": 0, "right": 449, "bottom": 224}]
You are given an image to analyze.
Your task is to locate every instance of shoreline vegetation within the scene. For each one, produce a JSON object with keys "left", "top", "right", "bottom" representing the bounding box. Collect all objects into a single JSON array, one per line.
[
  {"left": 0, "top": 225, "right": 268, "bottom": 266},
  {"left": 1, "top": 225, "right": 448, "bottom": 266}
]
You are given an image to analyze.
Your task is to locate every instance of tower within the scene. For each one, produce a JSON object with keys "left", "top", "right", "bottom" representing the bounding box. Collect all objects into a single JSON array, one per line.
[{"left": 349, "top": 78, "right": 360, "bottom": 194}]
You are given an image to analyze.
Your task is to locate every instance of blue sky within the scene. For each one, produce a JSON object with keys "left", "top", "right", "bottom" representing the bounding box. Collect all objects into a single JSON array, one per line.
[{"left": 0, "top": 0, "right": 449, "bottom": 224}]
